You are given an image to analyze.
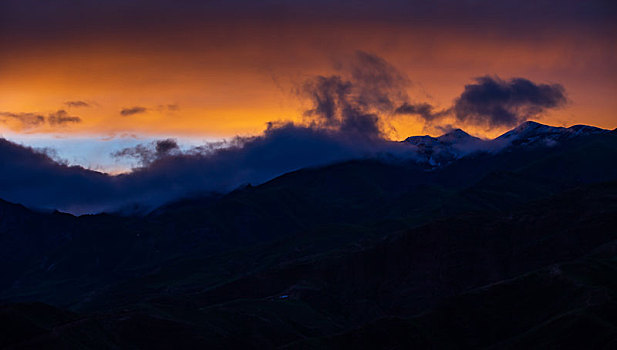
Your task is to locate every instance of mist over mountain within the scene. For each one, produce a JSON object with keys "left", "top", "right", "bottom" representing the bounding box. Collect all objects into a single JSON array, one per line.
[
  {"left": 1, "top": 121, "right": 617, "bottom": 348},
  {"left": 2, "top": 0, "right": 616, "bottom": 346},
  {"left": 1, "top": 121, "right": 611, "bottom": 215}
]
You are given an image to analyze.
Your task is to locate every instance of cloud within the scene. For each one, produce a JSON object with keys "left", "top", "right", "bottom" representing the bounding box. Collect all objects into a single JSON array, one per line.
[
  {"left": 300, "top": 51, "right": 410, "bottom": 138},
  {"left": 0, "top": 122, "right": 416, "bottom": 214},
  {"left": 2, "top": 1, "right": 613, "bottom": 47},
  {"left": 120, "top": 106, "right": 148, "bottom": 116},
  {"left": 0, "top": 109, "right": 82, "bottom": 129},
  {"left": 394, "top": 102, "right": 450, "bottom": 121},
  {"left": 452, "top": 76, "right": 567, "bottom": 128},
  {"left": 395, "top": 76, "right": 568, "bottom": 130},
  {"left": 304, "top": 54, "right": 567, "bottom": 133},
  {"left": 0, "top": 51, "right": 425, "bottom": 213},
  {"left": 0, "top": 112, "right": 46, "bottom": 128},
  {"left": 65, "top": 101, "right": 90, "bottom": 108},
  {"left": 164, "top": 104, "right": 179, "bottom": 111},
  {"left": 47, "top": 110, "right": 82, "bottom": 125},
  {"left": 0, "top": 138, "right": 112, "bottom": 213},
  {"left": 121, "top": 104, "right": 177, "bottom": 116},
  {"left": 0, "top": 54, "right": 573, "bottom": 215},
  {"left": 155, "top": 139, "right": 179, "bottom": 154},
  {"left": 113, "top": 139, "right": 180, "bottom": 165}
]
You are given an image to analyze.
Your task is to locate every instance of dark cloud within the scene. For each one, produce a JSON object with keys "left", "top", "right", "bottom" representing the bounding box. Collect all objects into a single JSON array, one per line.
[
  {"left": 65, "top": 101, "right": 90, "bottom": 108},
  {"left": 452, "top": 76, "right": 567, "bottom": 128},
  {"left": 112, "top": 145, "right": 154, "bottom": 166},
  {"left": 0, "top": 52, "right": 427, "bottom": 213},
  {"left": 0, "top": 122, "right": 415, "bottom": 214},
  {"left": 155, "top": 139, "right": 179, "bottom": 155},
  {"left": 120, "top": 106, "right": 148, "bottom": 116},
  {"left": 48, "top": 110, "right": 82, "bottom": 125},
  {"left": 0, "top": 138, "right": 111, "bottom": 214},
  {"left": 395, "top": 102, "right": 450, "bottom": 121},
  {"left": 1, "top": 1, "right": 614, "bottom": 47},
  {"left": 113, "top": 139, "right": 180, "bottom": 166},
  {"left": 301, "top": 51, "right": 410, "bottom": 137},
  {"left": 0, "top": 110, "right": 81, "bottom": 129},
  {"left": 0, "top": 53, "right": 574, "bottom": 214},
  {"left": 299, "top": 52, "right": 568, "bottom": 134},
  {"left": 346, "top": 51, "right": 409, "bottom": 112},
  {"left": 0, "top": 112, "right": 45, "bottom": 128}
]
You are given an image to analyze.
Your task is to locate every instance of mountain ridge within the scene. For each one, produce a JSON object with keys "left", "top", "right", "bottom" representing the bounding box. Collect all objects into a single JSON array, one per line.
[{"left": 1, "top": 121, "right": 617, "bottom": 348}]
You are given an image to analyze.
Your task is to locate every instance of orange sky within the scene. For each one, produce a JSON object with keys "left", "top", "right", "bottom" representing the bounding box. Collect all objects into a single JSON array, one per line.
[{"left": 1, "top": 10, "right": 615, "bottom": 141}]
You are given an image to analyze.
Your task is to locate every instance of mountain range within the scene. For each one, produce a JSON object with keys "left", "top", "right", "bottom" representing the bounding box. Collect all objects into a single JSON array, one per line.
[{"left": 1, "top": 121, "right": 617, "bottom": 349}]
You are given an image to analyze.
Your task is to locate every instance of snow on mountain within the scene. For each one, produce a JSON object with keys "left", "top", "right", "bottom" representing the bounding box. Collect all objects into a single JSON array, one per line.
[
  {"left": 495, "top": 121, "right": 609, "bottom": 147},
  {"left": 404, "top": 129, "right": 486, "bottom": 167},
  {"left": 404, "top": 121, "right": 610, "bottom": 167}
]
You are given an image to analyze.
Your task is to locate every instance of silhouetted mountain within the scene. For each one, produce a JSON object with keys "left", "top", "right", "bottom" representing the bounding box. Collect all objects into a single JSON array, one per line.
[
  {"left": 1, "top": 122, "right": 617, "bottom": 348},
  {"left": 496, "top": 120, "right": 609, "bottom": 147}
]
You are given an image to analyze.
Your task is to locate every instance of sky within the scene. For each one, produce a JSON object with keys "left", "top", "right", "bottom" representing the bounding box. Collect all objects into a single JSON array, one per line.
[
  {"left": 1, "top": 1, "right": 616, "bottom": 169},
  {"left": 0, "top": 0, "right": 616, "bottom": 213}
]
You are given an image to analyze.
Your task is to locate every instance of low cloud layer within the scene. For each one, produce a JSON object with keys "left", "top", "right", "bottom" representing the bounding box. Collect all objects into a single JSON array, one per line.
[
  {"left": 0, "top": 124, "right": 415, "bottom": 214},
  {"left": 113, "top": 139, "right": 181, "bottom": 165},
  {"left": 0, "top": 53, "right": 573, "bottom": 214}
]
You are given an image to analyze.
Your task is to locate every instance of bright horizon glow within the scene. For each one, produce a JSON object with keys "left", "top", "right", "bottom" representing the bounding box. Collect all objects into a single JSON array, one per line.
[
  {"left": 1, "top": 132, "right": 226, "bottom": 174},
  {"left": 2, "top": 118, "right": 611, "bottom": 174}
]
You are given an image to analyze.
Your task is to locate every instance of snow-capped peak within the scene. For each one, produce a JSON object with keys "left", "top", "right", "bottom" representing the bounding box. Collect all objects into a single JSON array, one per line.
[
  {"left": 496, "top": 121, "right": 562, "bottom": 140},
  {"left": 496, "top": 121, "right": 608, "bottom": 147},
  {"left": 436, "top": 129, "right": 478, "bottom": 144},
  {"left": 403, "top": 121, "right": 611, "bottom": 168}
]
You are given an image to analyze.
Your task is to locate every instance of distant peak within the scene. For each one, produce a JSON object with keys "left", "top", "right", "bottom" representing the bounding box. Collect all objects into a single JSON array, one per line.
[
  {"left": 404, "top": 128, "right": 478, "bottom": 146},
  {"left": 512, "top": 121, "right": 608, "bottom": 136},
  {"left": 404, "top": 135, "right": 434, "bottom": 144},
  {"left": 437, "top": 128, "right": 480, "bottom": 144},
  {"left": 496, "top": 121, "right": 610, "bottom": 146},
  {"left": 567, "top": 124, "right": 606, "bottom": 134},
  {"left": 439, "top": 128, "right": 470, "bottom": 138},
  {"left": 521, "top": 120, "right": 544, "bottom": 126},
  {"left": 497, "top": 121, "right": 560, "bottom": 140},
  {"left": 514, "top": 120, "right": 548, "bottom": 131}
]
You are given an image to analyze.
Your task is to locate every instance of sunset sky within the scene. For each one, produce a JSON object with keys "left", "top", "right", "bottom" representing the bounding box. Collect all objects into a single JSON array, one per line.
[{"left": 1, "top": 0, "right": 615, "bottom": 172}]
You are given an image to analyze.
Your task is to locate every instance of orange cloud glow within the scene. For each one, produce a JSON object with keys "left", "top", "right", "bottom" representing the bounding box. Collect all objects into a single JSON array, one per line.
[{"left": 0, "top": 18, "right": 615, "bottom": 140}]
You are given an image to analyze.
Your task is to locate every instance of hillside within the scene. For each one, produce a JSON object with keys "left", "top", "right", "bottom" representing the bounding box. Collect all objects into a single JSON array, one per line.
[{"left": 1, "top": 122, "right": 617, "bottom": 348}]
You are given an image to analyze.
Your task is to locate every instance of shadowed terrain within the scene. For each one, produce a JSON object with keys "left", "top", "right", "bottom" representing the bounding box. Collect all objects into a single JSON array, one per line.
[{"left": 1, "top": 123, "right": 617, "bottom": 348}]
